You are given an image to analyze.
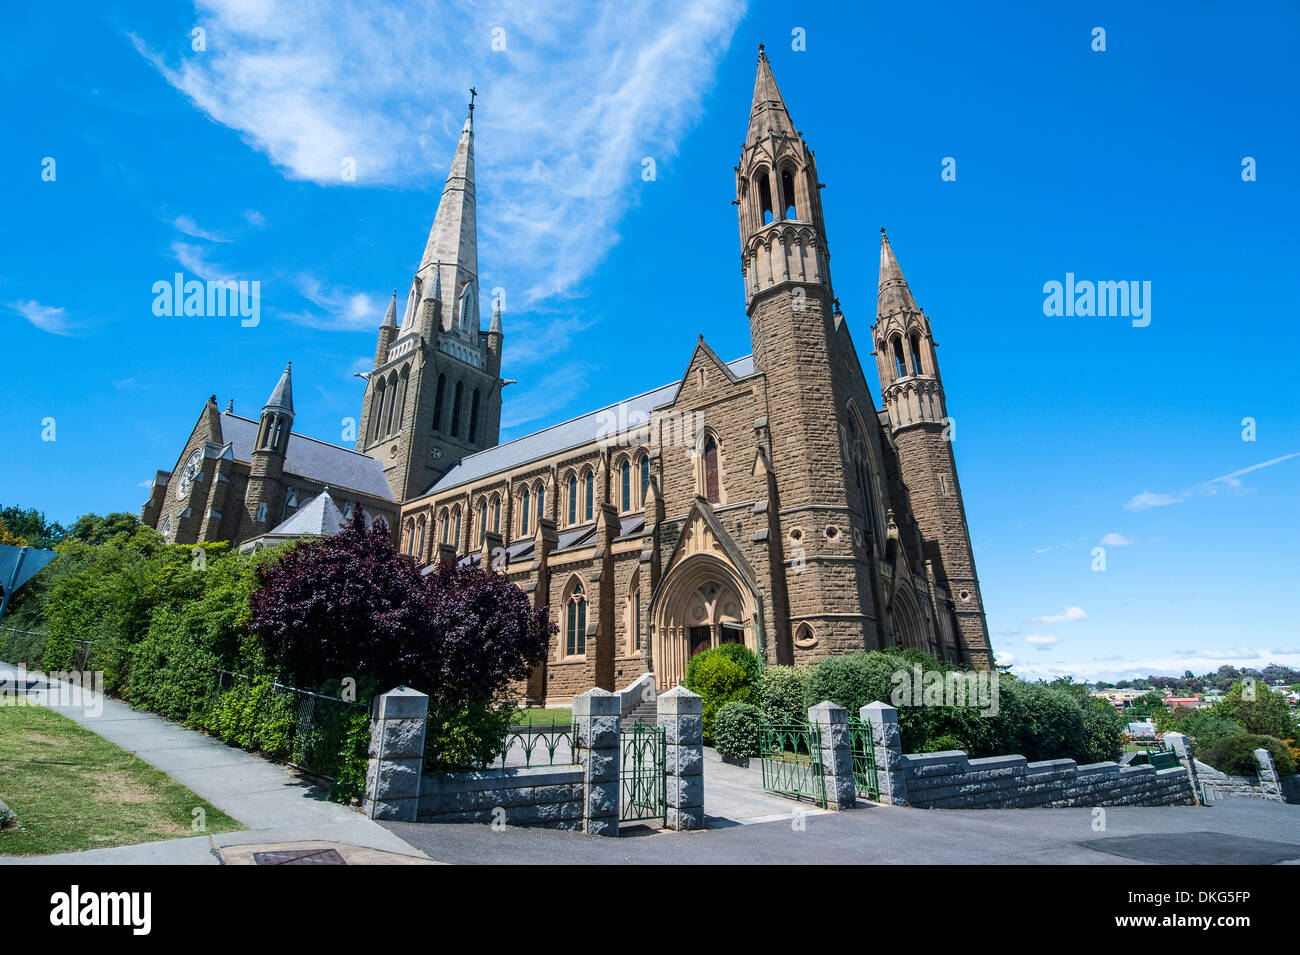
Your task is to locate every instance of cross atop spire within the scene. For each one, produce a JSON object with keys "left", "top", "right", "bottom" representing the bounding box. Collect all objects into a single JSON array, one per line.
[{"left": 467, "top": 86, "right": 477, "bottom": 123}]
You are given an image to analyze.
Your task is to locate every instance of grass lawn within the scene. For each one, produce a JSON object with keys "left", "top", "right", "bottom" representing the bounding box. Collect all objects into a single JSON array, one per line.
[
  {"left": 0, "top": 700, "right": 241, "bottom": 856},
  {"left": 512, "top": 707, "right": 572, "bottom": 727}
]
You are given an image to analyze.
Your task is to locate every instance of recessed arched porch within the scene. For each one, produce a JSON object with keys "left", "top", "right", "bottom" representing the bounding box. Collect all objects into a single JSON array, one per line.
[{"left": 651, "top": 553, "right": 758, "bottom": 689}]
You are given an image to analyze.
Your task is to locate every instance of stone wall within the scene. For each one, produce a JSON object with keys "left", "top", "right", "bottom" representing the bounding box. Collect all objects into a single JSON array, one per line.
[
  {"left": 901, "top": 751, "right": 1194, "bottom": 809},
  {"left": 417, "top": 766, "right": 584, "bottom": 829},
  {"left": 1195, "top": 747, "right": 1292, "bottom": 804}
]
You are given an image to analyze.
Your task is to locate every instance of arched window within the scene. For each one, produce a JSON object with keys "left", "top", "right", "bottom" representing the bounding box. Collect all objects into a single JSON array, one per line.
[
  {"left": 385, "top": 371, "right": 400, "bottom": 435},
  {"left": 909, "top": 332, "right": 924, "bottom": 375},
  {"left": 847, "top": 413, "right": 883, "bottom": 549},
  {"left": 892, "top": 336, "right": 907, "bottom": 378},
  {"left": 452, "top": 507, "right": 462, "bottom": 549},
  {"left": 433, "top": 374, "right": 446, "bottom": 431},
  {"left": 703, "top": 436, "right": 721, "bottom": 504},
  {"left": 536, "top": 483, "right": 546, "bottom": 524},
  {"left": 478, "top": 500, "right": 487, "bottom": 545},
  {"left": 459, "top": 284, "right": 476, "bottom": 333},
  {"left": 520, "top": 487, "right": 531, "bottom": 535},
  {"left": 451, "top": 381, "right": 464, "bottom": 437},
  {"left": 369, "top": 379, "right": 386, "bottom": 443},
  {"left": 492, "top": 495, "right": 501, "bottom": 534},
  {"left": 780, "top": 167, "right": 797, "bottom": 220},
  {"left": 640, "top": 455, "right": 650, "bottom": 503},
  {"left": 404, "top": 518, "right": 415, "bottom": 555},
  {"left": 627, "top": 572, "right": 642, "bottom": 653},
  {"left": 440, "top": 509, "right": 449, "bottom": 545},
  {"left": 620, "top": 459, "right": 632, "bottom": 512},
  {"left": 757, "top": 171, "right": 773, "bottom": 225},
  {"left": 584, "top": 470, "right": 594, "bottom": 522},
  {"left": 469, "top": 389, "right": 480, "bottom": 444},
  {"left": 567, "top": 475, "right": 578, "bottom": 525},
  {"left": 565, "top": 581, "right": 587, "bottom": 656}
]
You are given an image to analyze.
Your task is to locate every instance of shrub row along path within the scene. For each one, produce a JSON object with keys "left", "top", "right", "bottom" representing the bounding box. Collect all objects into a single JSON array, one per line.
[{"left": 0, "top": 665, "right": 431, "bottom": 865}]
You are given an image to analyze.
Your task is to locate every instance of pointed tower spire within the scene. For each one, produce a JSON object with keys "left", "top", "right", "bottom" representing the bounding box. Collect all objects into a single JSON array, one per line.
[
  {"left": 412, "top": 106, "right": 477, "bottom": 337},
  {"left": 422, "top": 266, "right": 442, "bottom": 302},
  {"left": 381, "top": 290, "right": 397, "bottom": 327},
  {"left": 877, "top": 228, "right": 920, "bottom": 321},
  {"left": 747, "top": 44, "right": 798, "bottom": 145},
  {"left": 489, "top": 295, "right": 502, "bottom": 334},
  {"left": 264, "top": 362, "right": 294, "bottom": 417}
]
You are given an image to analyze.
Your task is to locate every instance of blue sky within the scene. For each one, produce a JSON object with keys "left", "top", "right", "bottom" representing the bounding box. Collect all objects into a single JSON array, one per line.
[{"left": 1, "top": 1, "right": 1297, "bottom": 682}]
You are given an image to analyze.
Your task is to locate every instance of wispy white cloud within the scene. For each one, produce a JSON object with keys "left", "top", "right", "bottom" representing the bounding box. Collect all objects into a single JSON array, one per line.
[
  {"left": 1027, "top": 606, "right": 1086, "bottom": 625},
  {"left": 1173, "top": 646, "right": 1261, "bottom": 661},
  {"left": 286, "top": 274, "right": 378, "bottom": 331},
  {"left": 10, "top": 299, "right": 75, "bottom": 336},
  {"left": 243, "top": 209, "right": 267, "bottom": 228},
  {"left": 502, "top": 366, "right": 591, "bottom": 432},
  {"left": 1034, "top": 536, "right": 1086, "bottom": 554},
  {"left": 1025, "top": 634, "right": 1060, "bottom": 649},
  {"left": 1098, "top": 532, "right": 1133, "bottom": 547},
  {"left": 172, "top": 214, "right": 230, "bottom": 242},
  {"left": 1125, "top": 451, "right": 1300, "bottom": 511},
  {"left": 170, "top": 240, "right": 236, "bottom": 282},
  {"left": 131, "top": 0, "right": 746, "bottom": 313}
]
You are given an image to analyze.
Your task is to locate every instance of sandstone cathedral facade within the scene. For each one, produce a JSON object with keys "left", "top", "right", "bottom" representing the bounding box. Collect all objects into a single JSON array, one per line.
[{"left": 142, "top": 50, "right": 993, "bottom": 704}]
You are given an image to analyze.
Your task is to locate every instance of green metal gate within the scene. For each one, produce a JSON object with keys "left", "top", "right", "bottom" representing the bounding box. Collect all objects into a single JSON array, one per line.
[
  {"left": 759, "top": 723, "right": 825, "bottom": 807},
  {"left": 848, "top": 717, "right": 879, "bottom": 801},
  {"left": 619, "top": 723, "right": 667, "bottom": 824}
]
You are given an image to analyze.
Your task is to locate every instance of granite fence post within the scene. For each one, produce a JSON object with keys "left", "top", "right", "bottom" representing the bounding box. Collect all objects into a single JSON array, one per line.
[
  {"left": 573, "top": 688, "right": 621, "bottom": 836},
  {"left": 809, "top": 700, "right": 856, "bottom": 810},
  {"left": 658, "top": 686, "right": 704, "bottom": 830},
  {"left": 1163, "top": 731, "right": 1201, "bottom": 806},
  {"left": 861, "top": 701, "right": 909, "bottom": 806},
  {"left": 364, "top": 686, "right": 428, "bottom": 821},
  {"left": 1254, "top": 747, "right": 1284, "bottom": 802}
]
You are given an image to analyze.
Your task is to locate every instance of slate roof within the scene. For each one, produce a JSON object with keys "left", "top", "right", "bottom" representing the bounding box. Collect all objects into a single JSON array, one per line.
[
  {"left": 219, "top": 412, "right": 393, "bottom": 500},
  {"left": 266, "top": 488, "right": 345, "bottom": 537},
  {"left": 424, "top": 355, "right": 755, "bottom": 496}
]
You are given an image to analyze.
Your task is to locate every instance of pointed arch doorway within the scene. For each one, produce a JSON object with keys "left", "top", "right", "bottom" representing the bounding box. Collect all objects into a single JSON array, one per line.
[{"left": 651, "top": 553, "right": 758, "bottom": 689}]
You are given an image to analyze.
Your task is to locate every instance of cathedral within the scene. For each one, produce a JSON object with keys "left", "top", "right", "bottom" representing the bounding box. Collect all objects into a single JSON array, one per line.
[{"left": 142, "top": 49, "right": 993, "bottom": 703}]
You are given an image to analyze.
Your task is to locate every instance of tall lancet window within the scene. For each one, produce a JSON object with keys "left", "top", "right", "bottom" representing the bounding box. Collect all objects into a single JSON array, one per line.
[
  {"left": 892, "top": 337, "right": 907, "bottom": 378},
  {"left": 909, "top": 333, "right": 924, "bottom": 375},
  {"left": 757, "top": 172, "right": 774, "bottom": 225},
  {"left": 703, "top": 436, "right": 721, "bottom": 504},
  {"left": 520, "top": 487, "right": 530, "bottom": 535},
  {"left": 780, "top": 167, "right": 797, "bottom": 220},
  {"left": 459, "top": 285, "right": 476, "bottom": 334}
]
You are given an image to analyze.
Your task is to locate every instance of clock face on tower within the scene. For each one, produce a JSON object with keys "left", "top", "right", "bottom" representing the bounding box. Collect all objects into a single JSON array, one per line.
[{"left": 177, "top": 449, "right": 202, "bottom": 500}]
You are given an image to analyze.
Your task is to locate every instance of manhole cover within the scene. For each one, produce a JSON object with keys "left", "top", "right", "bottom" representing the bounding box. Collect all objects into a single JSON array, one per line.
[
  {"left": 253, "top": 848, "right": 348, "bottom": 865},
  {"left": 1085, "top": 830, "right": 1300, "bottom": 865}
]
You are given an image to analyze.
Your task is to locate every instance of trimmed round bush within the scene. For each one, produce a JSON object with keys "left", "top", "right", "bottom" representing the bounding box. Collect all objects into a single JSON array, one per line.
[
  {"left": 684, "top": 649, "right": 756, "bottom": 742},
  {"left": 714, "top": 701, "right": 763, "bottom": 760},
  {"left": 919, "top": 734, "right": 965, "bottom": 753},
  {"left": 685, "top": 642, "right": 760, "bottom": 688}
]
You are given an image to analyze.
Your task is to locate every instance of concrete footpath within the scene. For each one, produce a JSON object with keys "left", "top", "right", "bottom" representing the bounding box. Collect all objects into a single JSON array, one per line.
[{"left": 0, "top": 665, "right": 431, "bottom": 865}]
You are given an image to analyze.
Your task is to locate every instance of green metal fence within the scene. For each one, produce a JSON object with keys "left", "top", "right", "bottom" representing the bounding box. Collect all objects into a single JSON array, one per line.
[
  {"left": 848, "top": 717, "right": 879, "bottom": 801},
  {"left": 619, "top": 723, "right": 667, "bottom": 824},
  {"left": 758, "top": 722, "right": 825, "bottom": 807},
  {"left": 1145, "top": 743, "right": 1180, "bottom": 770}
]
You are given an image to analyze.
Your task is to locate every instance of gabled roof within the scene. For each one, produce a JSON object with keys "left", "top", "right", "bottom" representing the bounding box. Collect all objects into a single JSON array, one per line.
[
  {"left": 218, "top": 411, "right": 393, "bottom": 500},
  {"left": 422, "top": 355, "right": 755, "bottom": 496}
]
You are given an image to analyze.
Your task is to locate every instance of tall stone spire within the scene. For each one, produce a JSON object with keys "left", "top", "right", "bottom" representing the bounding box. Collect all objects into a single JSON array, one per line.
[
  {"left": 877, "top": 229, "right": 920, "bottom": 321},
  {"left": 488, "top": 295, "right": 502, "bottom": 334},
  {"left": 411, "top": 108, "right": 477, "bottom": 337},
  {"left": 381, "top": 290, "right": 397, "bottom": 327},
  {"left": 747, "top": 44, "right": 798, "bottom": 145},
  {"left": 264, "top": 362, "right": 294, "bottom": 417}
]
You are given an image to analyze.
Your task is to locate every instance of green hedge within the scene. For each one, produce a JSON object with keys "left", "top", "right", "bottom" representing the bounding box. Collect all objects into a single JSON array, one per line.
[
  {"left": 713, "top": 701, "right": 763, "bottom": 759},
  {"left": 1204, "top": 733, "right": 1296, "bottom": 777},
  {"left": 684, "top": 645, "right": 759, "bottom": 742}
]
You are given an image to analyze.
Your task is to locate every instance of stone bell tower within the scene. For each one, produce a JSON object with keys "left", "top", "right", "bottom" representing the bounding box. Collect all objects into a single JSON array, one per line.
[
  {"left": 735, "top": 46, "right": 881, "bottom": 656},
  {"left": 873, "top": 230, "right": 992, "bottom": 667}
]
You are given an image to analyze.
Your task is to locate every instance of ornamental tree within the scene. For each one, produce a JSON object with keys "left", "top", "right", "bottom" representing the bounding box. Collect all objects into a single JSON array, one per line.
[{"left": 250, "top": 513, "right": 552, "bottom": 710}]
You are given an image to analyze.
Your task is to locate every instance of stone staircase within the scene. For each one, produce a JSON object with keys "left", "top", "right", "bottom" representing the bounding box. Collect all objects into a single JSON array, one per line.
[{"left": 617, "top": 673, "right": 658, "bottom": 725}]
